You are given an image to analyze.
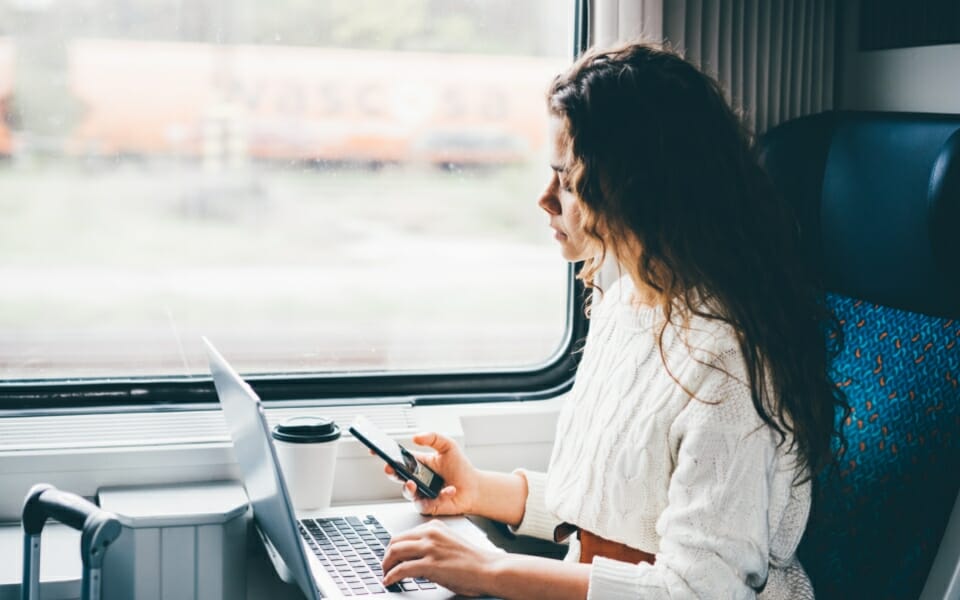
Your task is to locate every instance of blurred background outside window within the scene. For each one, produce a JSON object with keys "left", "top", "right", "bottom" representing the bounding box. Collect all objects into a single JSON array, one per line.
[{"left": 0, "top": 0, "right": 573, "bottom": 381}]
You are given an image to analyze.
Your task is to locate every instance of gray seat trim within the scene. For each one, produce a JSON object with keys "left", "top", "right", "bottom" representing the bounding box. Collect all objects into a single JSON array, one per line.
[{"left": 920, "top": 487, "right": 960, "bottom": 600}]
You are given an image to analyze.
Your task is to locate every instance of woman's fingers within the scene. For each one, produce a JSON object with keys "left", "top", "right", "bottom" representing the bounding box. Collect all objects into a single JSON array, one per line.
[
  {"left": 383, "top": 464, "right": 407, "bottom": 485},
  {"left": 414, "top": 487, "right": 452, "bottom": 513},
  {"left": 383, "top": 558, "right": 429, "bottom": 588},
  {"left": 401, "top": 480, "right": 424, "bottom": 503},
  {"left": 382, "top": 522, "right": 444, "bottom": 573},
  {"left": 381, "top": 537, "right": 430, "bottom": 574},
  {"left": 412, "top": 432, "right": 455, "bottom": 454},
  {"left": 373, "top": 450, "right": 401, "bottom": 480},
  {"left": 414, "top": 498, "right": 437, "bottom": 515},
  {"left": 381, "top": 522, "right": 457, "bottom": 587},
  {"left": 375, "top": 437, "right": 457, "bottom": 504},
  {"left": 407, "top": 448, "right": 440, "bottom": 473},
  {"left": 386, "top": 520, "right": 437, "bottom": 545}
]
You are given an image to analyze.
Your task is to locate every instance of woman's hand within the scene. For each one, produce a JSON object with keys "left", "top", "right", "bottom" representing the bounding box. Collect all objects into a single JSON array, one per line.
[
  {"left": 383, "top": 522, "right": 591, "bottom": 600},
  {"left": 381, "top": 520, "right": 500, "bottom": 596},
  {"left": 384, "top": 432, "right": 481, "bottom": 517}
]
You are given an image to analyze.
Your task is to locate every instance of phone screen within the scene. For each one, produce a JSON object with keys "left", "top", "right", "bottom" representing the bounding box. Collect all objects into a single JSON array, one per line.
[{"left": 350, "top": 416, "right": 440, "bottom": 493}]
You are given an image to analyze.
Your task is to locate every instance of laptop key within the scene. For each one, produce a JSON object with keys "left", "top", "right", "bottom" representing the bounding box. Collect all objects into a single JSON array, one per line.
[
  {"left": 400, "top": 582, "right": 418, "bottom": 592},
  {"left": 417, "top": 582, "right": 438, "bottom": 590},
  {"left": 385, "top": 582, "right": 403, "bottom": 593}
]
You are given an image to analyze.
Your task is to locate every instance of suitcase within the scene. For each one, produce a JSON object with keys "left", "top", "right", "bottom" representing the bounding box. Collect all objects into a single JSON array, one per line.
[{"left": 21, "top": 483, "right": 122, "bottom": 600}]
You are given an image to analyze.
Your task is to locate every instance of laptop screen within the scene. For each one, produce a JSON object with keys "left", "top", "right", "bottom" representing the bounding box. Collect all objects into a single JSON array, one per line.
[{"left": 205, "top": 337, "right": 322, "bottom": 600}]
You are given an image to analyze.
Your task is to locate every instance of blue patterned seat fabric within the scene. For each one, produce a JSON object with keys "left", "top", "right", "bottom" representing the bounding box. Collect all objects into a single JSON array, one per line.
[{"left": 798, "top": 293, "right": 960, "bottom": 600}]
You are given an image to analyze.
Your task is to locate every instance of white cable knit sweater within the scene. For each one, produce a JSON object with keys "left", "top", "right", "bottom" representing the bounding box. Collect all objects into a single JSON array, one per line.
[{"left": 512, "top": 276, "right": 815, "bottom": 599}]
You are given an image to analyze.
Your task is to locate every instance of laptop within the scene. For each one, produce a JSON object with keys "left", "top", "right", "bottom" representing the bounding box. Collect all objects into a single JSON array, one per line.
[{"left": 204, "top": 338, "right": 500, "bottom": 599}]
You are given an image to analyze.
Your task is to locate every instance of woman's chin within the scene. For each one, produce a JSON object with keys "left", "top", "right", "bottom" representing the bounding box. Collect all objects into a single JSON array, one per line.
[{"left": 559, "top": 246, "right": 588, "bottom": 262}]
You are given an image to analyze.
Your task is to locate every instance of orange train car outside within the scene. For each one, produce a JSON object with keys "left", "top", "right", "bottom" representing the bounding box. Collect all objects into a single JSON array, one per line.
[{"left": 61, "top": 39, "right": 564, "bottom": 165}]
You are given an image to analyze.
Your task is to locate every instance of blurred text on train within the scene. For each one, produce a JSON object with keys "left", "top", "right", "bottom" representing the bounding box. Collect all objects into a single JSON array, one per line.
[{"left": 0, "top": 38, "right": 564, "bottom": 166}]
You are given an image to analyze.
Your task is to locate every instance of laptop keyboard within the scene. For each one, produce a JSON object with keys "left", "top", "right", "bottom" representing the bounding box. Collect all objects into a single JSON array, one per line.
[{"left": 298, "top": 515, "right": 438, "bottom": 596}]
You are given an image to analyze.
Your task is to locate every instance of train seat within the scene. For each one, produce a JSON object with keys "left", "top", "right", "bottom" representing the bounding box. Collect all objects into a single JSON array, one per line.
[{"left": 760, "top": 111, "right": 960, "bottom": 600}]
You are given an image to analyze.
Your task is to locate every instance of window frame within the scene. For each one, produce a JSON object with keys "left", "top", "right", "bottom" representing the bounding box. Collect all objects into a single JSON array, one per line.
[
  {"left": 2, "top": 265, "right": 590, "bottom": 415},
  {"left": 0, "top": 0, "right": 591, "bottom": 415}
]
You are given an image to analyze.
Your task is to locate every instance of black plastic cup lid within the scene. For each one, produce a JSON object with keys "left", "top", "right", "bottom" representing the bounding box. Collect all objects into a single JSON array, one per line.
[{"left": 272, "top": 416, "right": 341, "bottom": 443}]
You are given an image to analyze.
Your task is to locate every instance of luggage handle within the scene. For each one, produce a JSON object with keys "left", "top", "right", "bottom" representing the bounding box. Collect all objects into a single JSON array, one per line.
[
  {"left": 21, "top": 484, "right": 122, "bottom": 600},
  {"left": 23, "top": 484, "right": 101, "bottom": 534}
]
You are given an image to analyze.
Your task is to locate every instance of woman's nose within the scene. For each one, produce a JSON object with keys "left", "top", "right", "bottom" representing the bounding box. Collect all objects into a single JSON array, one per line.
[{"left": 538, "top": 179, "right": 562, "bottom": 215}]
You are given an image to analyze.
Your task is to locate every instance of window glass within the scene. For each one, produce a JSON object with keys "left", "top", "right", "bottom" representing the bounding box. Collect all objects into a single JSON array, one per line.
[{"left": 0, "top": 0, "right": 573, "bottom": 380}]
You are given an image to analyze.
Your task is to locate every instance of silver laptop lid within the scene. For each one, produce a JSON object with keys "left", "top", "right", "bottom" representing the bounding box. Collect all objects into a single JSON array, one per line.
[{"left": 204, "top": 337, "right": 322, "bottom": 600}]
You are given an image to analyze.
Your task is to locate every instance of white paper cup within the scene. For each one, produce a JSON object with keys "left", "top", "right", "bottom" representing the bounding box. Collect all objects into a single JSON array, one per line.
[{"left": 272, "top": 416, "right": 341, "bottom": 511}]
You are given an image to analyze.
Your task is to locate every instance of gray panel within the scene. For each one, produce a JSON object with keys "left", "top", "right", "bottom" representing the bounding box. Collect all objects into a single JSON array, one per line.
[
  {"left": 101, "top": 526, "right": 135, "bottom": 598},
  {"left": 160, "top": 527, "right": 195, "bottom": 600},
  {"left": 196, "top": 525, "right": 224, "bottom": 600},
  {"left": 97, "top": 482, "right": 249, "bottom": 600},
  {"left": 223, "top": 513, "right": 249, "bottom": 600},
  {"left": 134, "top": 528, "right": 161, "bottom": 600}
]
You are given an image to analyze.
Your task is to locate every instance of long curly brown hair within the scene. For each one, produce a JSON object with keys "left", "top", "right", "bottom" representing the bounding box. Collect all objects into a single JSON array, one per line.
[{"left": 549, "top": 42, "right": 848, "bottom": 479}]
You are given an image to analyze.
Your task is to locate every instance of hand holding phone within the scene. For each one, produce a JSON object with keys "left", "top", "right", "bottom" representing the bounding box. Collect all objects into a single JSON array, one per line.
[{"left": 350, "top": 416, "right": 446, "bottom": 499}]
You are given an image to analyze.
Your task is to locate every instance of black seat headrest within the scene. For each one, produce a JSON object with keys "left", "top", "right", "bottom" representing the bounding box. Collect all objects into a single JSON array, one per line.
[{"left": 760, "top": 111, "right": 960, "bottom": 318}]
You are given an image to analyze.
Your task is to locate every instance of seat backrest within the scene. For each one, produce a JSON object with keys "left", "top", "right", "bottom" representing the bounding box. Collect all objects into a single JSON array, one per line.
[
  {"left": 761, "top": 111, "right": 960, "bottom": 317},
  {"left": 760, "top": 111, "right": 960, "bottom": 600}
]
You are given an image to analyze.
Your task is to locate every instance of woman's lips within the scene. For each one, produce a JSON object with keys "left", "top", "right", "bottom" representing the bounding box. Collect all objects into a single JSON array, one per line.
[{"left": 551, "top": 227, "right": 567, "bottom": 241}]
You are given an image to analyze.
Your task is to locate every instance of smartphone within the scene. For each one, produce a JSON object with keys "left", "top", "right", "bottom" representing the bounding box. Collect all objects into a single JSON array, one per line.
[{"left": 349, "top": 416, "right": 445, "bottom": 499}]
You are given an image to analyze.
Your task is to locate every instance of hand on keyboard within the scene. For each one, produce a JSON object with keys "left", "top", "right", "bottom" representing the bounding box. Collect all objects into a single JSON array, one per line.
[
  {"left": 381, "top": 519, "right": 501, "bottom": 597},
  {"left": 300, "top": 515, "right": 437, "bottom": 596}
]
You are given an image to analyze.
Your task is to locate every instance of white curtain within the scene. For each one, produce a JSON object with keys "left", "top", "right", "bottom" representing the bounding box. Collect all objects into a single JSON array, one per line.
[{"left": 661, "top": 0, "right": 838, "bottom": 134}]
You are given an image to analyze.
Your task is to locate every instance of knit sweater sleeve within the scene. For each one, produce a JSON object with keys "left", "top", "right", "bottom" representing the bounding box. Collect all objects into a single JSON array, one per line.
[
  {"left": 507, "top": 469, "right": 562, "bottom": 541},
  {"left": 588, "top": 362, "right": 780, "bottom": 600}
]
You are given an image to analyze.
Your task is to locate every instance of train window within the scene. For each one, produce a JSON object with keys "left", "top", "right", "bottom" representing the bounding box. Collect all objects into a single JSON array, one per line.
[{"left": 0, "top": 0, "right": 578, "bottom": 399}]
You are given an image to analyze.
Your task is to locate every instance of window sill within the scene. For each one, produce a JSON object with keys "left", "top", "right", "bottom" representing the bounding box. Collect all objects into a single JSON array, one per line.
[{"left": 0, "top": 396, "right": 564, "bottom": 521}]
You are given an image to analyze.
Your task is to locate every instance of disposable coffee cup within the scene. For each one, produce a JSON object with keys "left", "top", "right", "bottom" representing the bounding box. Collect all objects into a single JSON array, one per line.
[{"left": 272, "top": 416, "right": 341, "bottom": 511}]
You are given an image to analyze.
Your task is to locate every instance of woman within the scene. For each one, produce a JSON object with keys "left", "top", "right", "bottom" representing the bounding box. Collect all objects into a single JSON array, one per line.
[{"left": 379, "top": 42, "right": 846, "bottom": 599}]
